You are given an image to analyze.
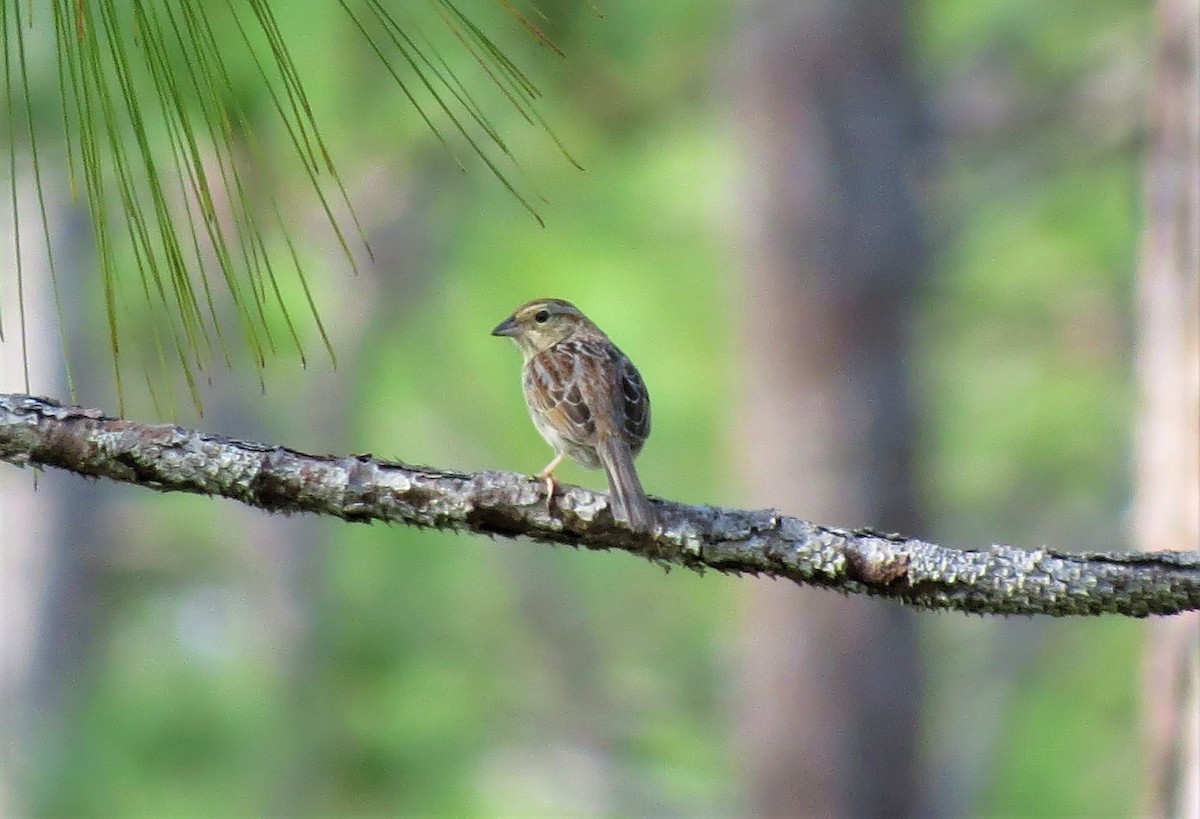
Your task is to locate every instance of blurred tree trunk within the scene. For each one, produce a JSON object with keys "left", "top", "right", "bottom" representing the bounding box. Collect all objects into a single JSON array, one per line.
[
  {"left": 1136, "top": 0, "right": 1199, "bottom": 815},
  {"left": 729, "top": 2, "right": 929, "bottom": 816},
  {"left": 0, "top": 174, "right": 77, "bottom": 817}
]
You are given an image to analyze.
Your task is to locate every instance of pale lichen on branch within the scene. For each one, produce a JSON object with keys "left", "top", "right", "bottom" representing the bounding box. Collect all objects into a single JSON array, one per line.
[{"left": 2, "top": 393, "right": 1198, "bottom": 617}]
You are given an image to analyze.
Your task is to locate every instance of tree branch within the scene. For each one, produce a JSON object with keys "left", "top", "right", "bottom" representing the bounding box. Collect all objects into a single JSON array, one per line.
[{"left": 2, "top": 393, "right": 1198, "bottom": 617}]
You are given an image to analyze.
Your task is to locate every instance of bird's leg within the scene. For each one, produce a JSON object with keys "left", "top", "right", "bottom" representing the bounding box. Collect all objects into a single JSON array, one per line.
[{"left": 536, "top": 452, "right": 565, "bottom": 513}]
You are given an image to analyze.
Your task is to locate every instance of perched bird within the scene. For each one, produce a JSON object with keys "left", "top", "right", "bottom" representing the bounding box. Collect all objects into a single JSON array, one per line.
[{"left": 492, "top": 298, "right": 656, "bottom": 531}]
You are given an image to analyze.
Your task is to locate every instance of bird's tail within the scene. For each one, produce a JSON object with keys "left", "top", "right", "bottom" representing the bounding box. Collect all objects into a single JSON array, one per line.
[{"left": 596, "top": 435, "right": 656, "bottom": 531}]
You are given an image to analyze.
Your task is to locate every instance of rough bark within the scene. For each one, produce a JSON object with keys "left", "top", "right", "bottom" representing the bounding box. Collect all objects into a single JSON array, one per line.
[{"left": 2, "top": 393, "right": 1198, "bottom": 618}]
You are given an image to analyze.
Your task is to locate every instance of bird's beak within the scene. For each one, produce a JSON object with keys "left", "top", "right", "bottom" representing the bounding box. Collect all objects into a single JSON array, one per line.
[{"left": 491, "top": 315, "right": 520, "bottom": 337}]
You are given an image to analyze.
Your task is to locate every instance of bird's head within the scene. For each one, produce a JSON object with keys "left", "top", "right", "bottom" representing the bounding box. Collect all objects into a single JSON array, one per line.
[{"left": 491, "top": 298, "right": 597, "bottom": 358}]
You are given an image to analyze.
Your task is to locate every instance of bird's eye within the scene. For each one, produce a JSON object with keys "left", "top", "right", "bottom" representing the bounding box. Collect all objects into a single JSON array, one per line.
[{"left": 534, "top": 310, "right": 550, "bottom": 323}]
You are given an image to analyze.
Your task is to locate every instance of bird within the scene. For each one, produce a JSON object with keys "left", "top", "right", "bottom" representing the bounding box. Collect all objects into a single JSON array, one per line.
[{"left": 492, "top": 298, "right": 656, "bottom": 531}]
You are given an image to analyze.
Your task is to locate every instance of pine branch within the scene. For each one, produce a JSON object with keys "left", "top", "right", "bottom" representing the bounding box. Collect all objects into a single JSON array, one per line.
[{"left": 2, "top": 392, "right": 1198, "bottom": 618}]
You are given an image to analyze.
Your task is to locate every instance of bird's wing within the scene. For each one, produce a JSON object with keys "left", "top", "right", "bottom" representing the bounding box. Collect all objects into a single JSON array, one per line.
[
  {"left": 524, "top": 341, "right": 603, "bottom": 446},
  {"left": 610, "top": 345, "right": 650, "bottom": 454}
]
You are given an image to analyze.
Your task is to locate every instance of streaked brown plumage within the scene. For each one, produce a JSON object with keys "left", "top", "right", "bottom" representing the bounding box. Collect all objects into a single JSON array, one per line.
[{"left": 492, "top": 298, "right": 655, "bottom": 530}]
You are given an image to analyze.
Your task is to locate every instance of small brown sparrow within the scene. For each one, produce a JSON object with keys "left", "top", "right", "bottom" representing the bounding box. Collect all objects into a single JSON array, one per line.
[{"left": 492, "top": 298, "right": 656, "bottom": 530}]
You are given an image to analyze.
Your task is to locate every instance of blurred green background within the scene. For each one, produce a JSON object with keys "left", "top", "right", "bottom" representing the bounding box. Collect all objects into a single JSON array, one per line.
[{"left": 2, "top": 0, "right": 1152, "bottom": 816}]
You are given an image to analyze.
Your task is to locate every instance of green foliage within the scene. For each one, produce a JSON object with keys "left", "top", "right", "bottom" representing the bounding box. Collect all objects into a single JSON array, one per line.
[
  {"left": 982, "top": 620, "right": 1142, "bottom": 817},
  {"left": 919, "top": 0, "right": 1147, "bottom": 815},
  {"left": 1, "top": 0, "right": 561, "bottom": 415}
]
